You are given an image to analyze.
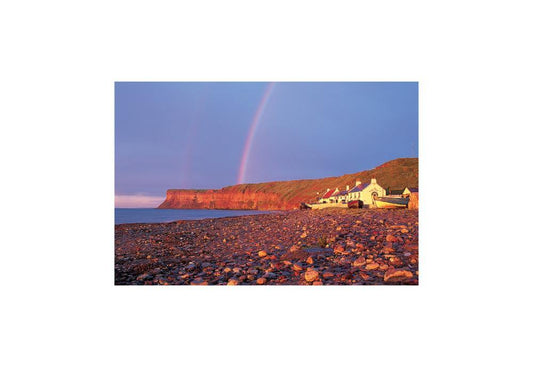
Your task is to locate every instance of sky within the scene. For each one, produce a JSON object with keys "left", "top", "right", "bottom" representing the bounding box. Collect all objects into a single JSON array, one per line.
[{"left": 115, "top": 82, "right": 418, "bottom": 207}]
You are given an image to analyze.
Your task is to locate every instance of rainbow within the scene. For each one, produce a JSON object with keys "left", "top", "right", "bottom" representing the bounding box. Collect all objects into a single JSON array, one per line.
[{"left": 237, "top": 82, "right": 276, "bottom": 184}]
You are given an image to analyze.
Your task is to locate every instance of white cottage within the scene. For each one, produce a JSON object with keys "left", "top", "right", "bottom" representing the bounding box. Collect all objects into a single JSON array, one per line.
[
  {"left": 347, "top": 178, "right": 386, "bottom": 207},
  {"left": 402, "top": 187, "right": 418, "bottom": 197},
  {"left": 333, "top": 185, "right": 350, "bottom": 203},
  {"left": 320, "top": 188, "right": 338, "bottom": 203}
]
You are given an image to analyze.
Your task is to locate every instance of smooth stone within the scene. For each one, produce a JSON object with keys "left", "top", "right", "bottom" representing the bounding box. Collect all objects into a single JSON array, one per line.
[
  {"left": 353, "top": 256, "right": 366, "bottom": 267},
  {"left": 384, "top": 268, "right": 413, "bottom": 282},
  {"left": 304, "top": 269, "right": 319, "bottom": 282},
  {"left": 191, "top": 278, "right": 208, "bottom": 285}
]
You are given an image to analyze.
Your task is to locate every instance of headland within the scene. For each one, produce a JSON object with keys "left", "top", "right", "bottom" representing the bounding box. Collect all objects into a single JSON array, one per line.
[{"left": 158, "top": 158, "right": 418, "bottom": 210}]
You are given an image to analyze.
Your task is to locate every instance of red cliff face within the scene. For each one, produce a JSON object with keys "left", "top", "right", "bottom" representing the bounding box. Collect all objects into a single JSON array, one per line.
[{"left": 158, "top": 188, "right": 298, "bottom": 210}]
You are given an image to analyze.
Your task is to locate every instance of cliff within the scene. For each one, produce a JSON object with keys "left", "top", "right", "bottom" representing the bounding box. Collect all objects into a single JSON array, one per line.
[
  {"left": 158, "top": 157, "right": 418, "bottom": 210},
  {"left": 158, "top": 189, "right": 287, "bottom": 210}
]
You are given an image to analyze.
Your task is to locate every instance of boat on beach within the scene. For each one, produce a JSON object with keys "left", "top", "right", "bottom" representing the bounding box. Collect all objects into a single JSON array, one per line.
[
  {"left": 347, "top": 200, "right": 363, "bottom": 209},
  {"left": 374, "top": 196, "right": 409, "bottom": 209}
]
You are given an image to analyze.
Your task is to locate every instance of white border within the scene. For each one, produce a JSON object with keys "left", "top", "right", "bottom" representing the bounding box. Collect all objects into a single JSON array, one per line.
[{"left": 2, "top": 1, "right": 532, "bottom": 366}]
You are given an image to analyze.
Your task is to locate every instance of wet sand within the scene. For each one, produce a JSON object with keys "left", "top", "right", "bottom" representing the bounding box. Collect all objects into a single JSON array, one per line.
[{"left": 115, "top": 208, "right": 418, "bottom": 285}]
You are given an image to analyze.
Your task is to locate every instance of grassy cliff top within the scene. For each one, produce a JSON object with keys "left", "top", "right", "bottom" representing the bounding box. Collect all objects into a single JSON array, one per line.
[{"left": 221, "top": 157, "right": 418, "bottom": 203}]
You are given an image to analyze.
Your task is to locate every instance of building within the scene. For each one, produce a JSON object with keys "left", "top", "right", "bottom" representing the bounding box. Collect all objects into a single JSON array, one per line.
[
  {"left": 403, "top": 187, "right": 419, "bottom": 209},
  {"left": 402, "top": 187, "right": 418, "bottom": 197},
  {"left": 346, "top": 178, "right": 386, "bottom": 207},
  {"left": 388, "top": 189, "right": 404, "bottom": 196},
  {"left": 320, "top": 188, "right": 338, "bottom": 203},
  {"left": 333, "top": 185, "right": 350, "bottom": 203}
]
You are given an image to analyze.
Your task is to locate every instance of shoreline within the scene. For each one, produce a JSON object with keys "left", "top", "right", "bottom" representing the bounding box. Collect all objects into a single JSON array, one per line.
[
  {"left": 115, "top": 208, "right": 280, "bottom": 225},
  {"left": 115, "top": 208, "right": 418, "bottom": 285}
]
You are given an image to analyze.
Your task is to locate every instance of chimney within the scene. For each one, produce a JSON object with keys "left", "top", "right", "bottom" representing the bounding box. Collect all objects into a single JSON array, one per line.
[
  {"left": 371, "top": 178, "right": 377, "bottom": 184},
  {"left": 346, "top": 185, "right": 349, "bottom": 191},
  {"left": 355, "top": 180, "right": 361, "bottom": 187}
]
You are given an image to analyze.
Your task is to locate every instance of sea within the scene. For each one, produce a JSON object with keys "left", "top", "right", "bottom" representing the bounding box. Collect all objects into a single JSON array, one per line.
[{"left": 115, "top": 208, "right": 273, "bottom": 225}]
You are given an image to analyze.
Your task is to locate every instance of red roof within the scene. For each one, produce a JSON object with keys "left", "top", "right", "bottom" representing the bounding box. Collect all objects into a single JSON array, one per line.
[{"left": 322, "top": 189, "right": 336, "bottom": 199}]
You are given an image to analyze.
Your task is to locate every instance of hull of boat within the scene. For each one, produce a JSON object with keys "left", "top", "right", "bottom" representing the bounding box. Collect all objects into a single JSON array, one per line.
[
  {"left": 375, "top": 197, "right": 409, "bottom": 209},
  {"left": 347, "top": 200, "right": 363, "bottom": 209}
]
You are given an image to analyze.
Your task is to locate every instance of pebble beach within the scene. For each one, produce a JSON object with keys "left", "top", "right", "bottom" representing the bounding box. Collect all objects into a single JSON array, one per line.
[{"left": 115, "top": 208, "right": 418, "bottom": 285}]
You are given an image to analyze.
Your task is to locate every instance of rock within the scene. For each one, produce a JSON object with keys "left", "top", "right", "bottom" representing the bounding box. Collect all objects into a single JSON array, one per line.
[
  {"left": 379, "top": 263, "right": 389, "bottom": 271},
  {"left": 264, "top": 272, "right": 277, "bottom": 279},
  {"left": 336, "top": 226, "right": 342, "bottom": 231},
  {"left": 137, "top": 273, "right": 151, "bottom": 281},
  {"left": 312, "top": 281, "right": 323, "bottom": 285},
  {"left": 386, "top": 234, "right": 399, "bottom": 242},
  {"left": 323, "top": 271, "right": 334, "bottom": 278},
  {"left": 389, "top": 256, "right": 404, "bottom": 267},
  {"left": 382, "top": 245, "right": 395, "bottom": 254},
  {"left": 384, "top": 268, "right": 413, "bottom": 282},
  {"left": 300, "top": 232, "right": 308, "bottom": 239},
  {"left": 191, "top": 278, "right": 208, "bottom": 285},
  {"left": 227, "top": 279, "right": 239, "bottom": 285},
  {"left": 280, "top": 249, "right": 307, "bottom": 261},
  {"left": 304, "top": 269, "right": 319, "bottom": 282},
  {"left": 258, "top": 250, "right": 267, "bottom": 257},
  {"left": 353, "top": 256, "right": 366, "bottom": 267},
  {"left": 306, "top": 256, "right": 314, "bottom": 265},
  {"left": 338, "top": 257, "right": 349, "bottom": 265},
  {"left": 334, "top": 245, "right": 345, "bottom": 254},
  {"left": 401, "top": 228, "right": 409, "bottom": 233},
  {"left": 293, "top": 262, "right": 304, "bottom": 271},
  {"left": 256, "top": 277, "right": 267, "bottom": 285},
  {"left": 365, "top": 263, "right": 379, "bottom": 271},
  {"left": 223, "top": 267, "right": 232, "bottom": 273},
  {"left": 289, "top": 245, "right": 301, "bottom": 252}
]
